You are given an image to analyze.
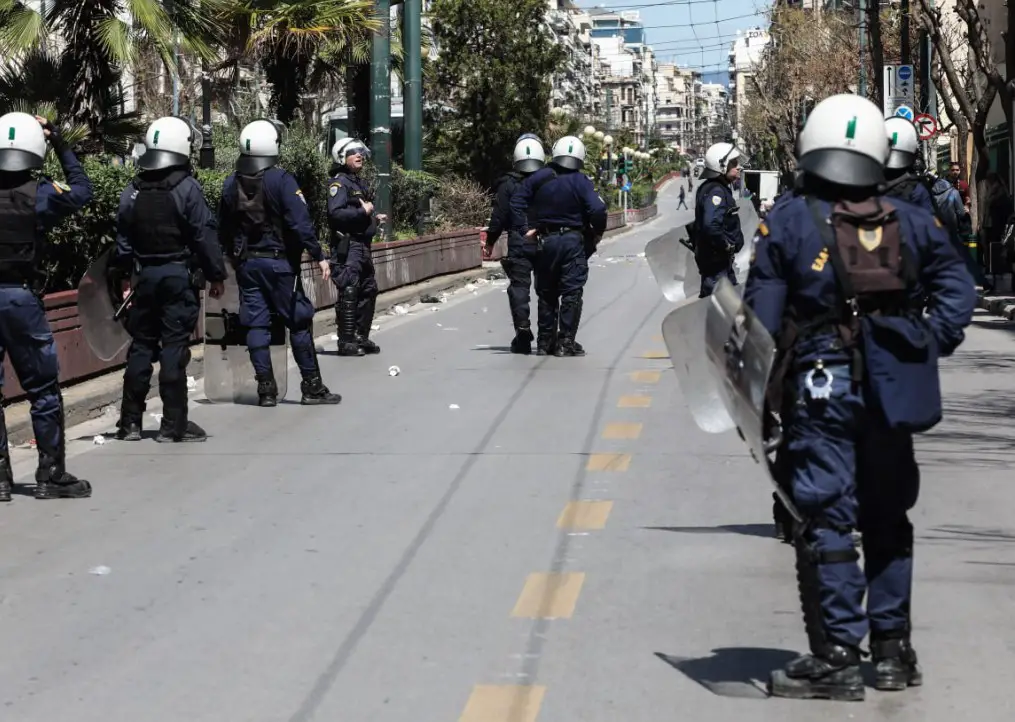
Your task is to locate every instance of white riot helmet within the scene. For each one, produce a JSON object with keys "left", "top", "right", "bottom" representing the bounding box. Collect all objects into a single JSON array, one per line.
[
  {"left": 0, "top": 112, "right": 47, "bottom": 172},
  {"left": 798, "top": 94, "right": 889, "bottom": 187},
  {"left": 551, "top": 136, "right": 586, "bottom": 171},
  {"left": 513, "top": 136, "right": 545, "bottom": 173},
  {"left": 885, "top": 116, "right": 920, "bottom": 171},
  {"left": 331, "top": 137, "right": 371, "bottom": 165},
  {"left": 238, "top": 119, "right": 282, "bottom": 174},
  {"left": 701, "top": 142, "right": 741, "bottom": 180},
  {"left": 138, "top": 116, "right": 198, "bottom": 171}
]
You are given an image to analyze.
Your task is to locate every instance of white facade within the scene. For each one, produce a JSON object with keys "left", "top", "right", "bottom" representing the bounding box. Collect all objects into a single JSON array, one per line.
[
  {"left": 655, "top": 63, "right": 698, "bottom": 152},
  {"left": 546, "top": 1, "right": 601, "bottom": 119},
  {"left": 727, "top": 28, "right": 770, "bottom": 143}
]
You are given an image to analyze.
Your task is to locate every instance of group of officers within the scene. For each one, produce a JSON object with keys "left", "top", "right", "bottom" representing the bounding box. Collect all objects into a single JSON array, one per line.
[
  {"left": 0, "top": 112, "right": 388, "bottom": 500},
  {"left": 483, "top": 133, "right": 608, "bottom": 356},
  {"left": 686, "top": 93, "right": 975, "bottom": 701}
]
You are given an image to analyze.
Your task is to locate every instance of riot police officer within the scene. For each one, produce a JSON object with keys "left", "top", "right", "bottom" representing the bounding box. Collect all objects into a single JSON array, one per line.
[
  {"left": 112, "top": 116, "right": 228, "bottom": 443},
  {"left": 328, "top": 138, "right": 383, "bottom": 357},
  {"left": 746, "top": 94, "right": 975, "bottom": 701},
  {"left": 509, "top": 135, "right": 607, "bottom": 357},
  {"left": 0, "top": 112, "right": 93, "bottom": 500},
  {"left": 483, "top": 134, "right": 546, "bottom": 354},
  {"left": 692, "top": 142, "right": 744, "bottom": 298},
  {"left": 881, "top": 117, "right": 934, "bottom": 214},
  {"left": 219, "top": 119, "right": 341, "bottom": 406}
]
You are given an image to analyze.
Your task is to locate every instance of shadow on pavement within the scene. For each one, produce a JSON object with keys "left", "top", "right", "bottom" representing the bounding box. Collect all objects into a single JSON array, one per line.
[
  {"left": 919, "top": 524, "right": 1015, "bottom": 544},
  {"left": 644, "top": 523, "right": 776, "bottom": 539},
  {"left": 655, "top": 648, "right": 798, "bottom": 699}
]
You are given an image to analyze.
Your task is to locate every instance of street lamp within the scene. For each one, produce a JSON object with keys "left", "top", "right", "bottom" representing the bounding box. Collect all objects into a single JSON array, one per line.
[
  {"left": 594, "top": 131, "right": 604, "bottom": 141},
  {"left": 603, "top": 135, "right": 614, "bottom": 182},
  {"left": 583, "top": 125, "right": 597, "bottom": 137}
]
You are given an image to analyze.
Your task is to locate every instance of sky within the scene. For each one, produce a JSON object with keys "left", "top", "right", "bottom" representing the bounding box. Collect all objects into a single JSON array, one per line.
[{"left": 576, "top": 0, "right": 772, "bottom": 85}]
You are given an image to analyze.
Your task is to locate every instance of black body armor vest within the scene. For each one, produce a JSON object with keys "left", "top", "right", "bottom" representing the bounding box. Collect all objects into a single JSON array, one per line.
[
  {"left": 130, "top": 170, "right": 190, "bottom": 257},
  {"left": 235, "top": 172, "right": 286, "bottom": 251},
  {"left": 0, "top": 179, "right": 40, "bottom": 279}
]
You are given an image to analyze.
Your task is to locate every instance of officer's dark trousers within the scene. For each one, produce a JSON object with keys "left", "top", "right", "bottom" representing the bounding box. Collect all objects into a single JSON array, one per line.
[
  {"left": 332, "top": 240, "right": 378, "bottom": 337},
  {"left": 0, "top": 286, "right": 64, "bottom": 464},
  {"left": 237, "top": 257, "right": 317, "bottom": 380},
  {"left": 786, "top": 363, "right": 919, "bottom": 648},
  {"left": 122, "top": 264, "right": 199, "bottom": 426},
  {"left": 698, "top": 264, "right": 737, "bottom": 298},
  {"left": 535, "top": 230, "right": 588, "bottom": 341},
  {"left": 500, "top": 233, "right": 539, "bottom": 331}
]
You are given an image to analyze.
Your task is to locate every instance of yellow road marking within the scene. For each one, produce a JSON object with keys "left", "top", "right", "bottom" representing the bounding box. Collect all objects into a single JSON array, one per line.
[
  {"left": 511, "top": 572, "right": 586, "bottom": 618},
  {"left": 586, "top": 453, "right": 631, "bottom": 471},
  {"left": 618, "top": 395, "right": 652, "bottom": 409},
  {"left": 630, "top": 370, "right": 661, "bottom": 384},
  {"left": 640, "top": 350, "right": 669, "bottom": 359},
  {"left": 459, "top": 685, "right": 546, "bottom": 722},
  {"left": 557, "top": 501, "right": 614, "bottom": 530},
  {"left": 602, "top": 422, "right": 643, "bottom": 439}
]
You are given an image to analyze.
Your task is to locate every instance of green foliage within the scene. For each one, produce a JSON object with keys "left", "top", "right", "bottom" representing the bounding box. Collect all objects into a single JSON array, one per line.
[{"left": 425, "top": 0, "right": 566, "bottom": 189}]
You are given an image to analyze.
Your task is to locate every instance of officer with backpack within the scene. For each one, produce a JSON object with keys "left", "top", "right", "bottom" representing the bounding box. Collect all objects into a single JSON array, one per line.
[
  {"left": 483, "top": 134, "right": 546, "bottom": 354},
  {"left": 112, "top": 116, "right": 228, "bottom": 443},
  {"left": 746, "top": 94, "right": 975, "bottom": 701},
  {"left": 0, "top": 112, "right": 93, "bottom": 500},
  {"left": 509, "top": 136, "right": 607, "bottom": 356},
  {"left": 218, "top": 119, "right": 341, "bottom": 407},
  {"left": 692, "top": 142, "right": 744, "bottom": 297},
  {"left": 881, "top": 117, "right": 934, "bottom": 214}
]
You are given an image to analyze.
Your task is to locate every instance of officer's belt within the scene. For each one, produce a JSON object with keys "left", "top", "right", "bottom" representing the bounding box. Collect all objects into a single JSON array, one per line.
[
  {"left": 247, "top": 248, "right": 286, "bottom": 260},
  {"left": 538, "top": 225, "right": 583, "bottom": 234},
  {"left": 136, "top": 256, "right": 188, "bottom": 267}
]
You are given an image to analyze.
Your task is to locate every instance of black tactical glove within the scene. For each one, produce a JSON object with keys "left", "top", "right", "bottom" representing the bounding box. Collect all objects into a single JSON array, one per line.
[{"left": 40, "top": 118, "right": 65, "bottom": 150}]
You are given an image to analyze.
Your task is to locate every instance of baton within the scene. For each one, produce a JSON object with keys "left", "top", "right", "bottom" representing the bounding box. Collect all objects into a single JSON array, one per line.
[{"left": 113, "top": 289, "right": 135, "bottom": 322}]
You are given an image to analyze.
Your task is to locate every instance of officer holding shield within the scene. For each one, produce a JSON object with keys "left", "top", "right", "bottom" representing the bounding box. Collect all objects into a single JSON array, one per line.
[
  {"left": 218, "top": 120, "right": 341, "bottom": 407},
  {"left": 112, "top": 116, "right": 228, "bottom": 443},
  {"left": 692, "top": 142, "right": 744, "bottom": 298},
  {"left": 745, "top": 94, "right": 975, "bottom": 701},
  {"left": 327, "top": 138, "right": 383, "bottom": 357},
  {"left": 0, "top": 112, "right": 93, "bottom": 500}
]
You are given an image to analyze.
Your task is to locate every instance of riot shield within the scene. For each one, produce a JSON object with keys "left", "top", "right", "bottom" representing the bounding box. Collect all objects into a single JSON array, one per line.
[
  {"left": 77, "top": 247, "right": 132, "bottom": 362},
  {"left": 661, "top": 296, "right": 735, "bottom": 433},
  {"left": 733, "top": 199, "right": 761, "bottom": 284},
  {"left": 203, "top": 262, "right": 289, "bottom": 404},
  {"left": 703, "top": 277, "right": 777, "bottom": 466},
  {"left": 645, "top": 227, "right": 698, "bottom": 303}
]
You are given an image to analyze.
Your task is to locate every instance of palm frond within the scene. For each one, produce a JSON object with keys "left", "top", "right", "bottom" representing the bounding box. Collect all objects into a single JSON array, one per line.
[{"left": 0, "top": 2, "right": 44, "bottom": 54}]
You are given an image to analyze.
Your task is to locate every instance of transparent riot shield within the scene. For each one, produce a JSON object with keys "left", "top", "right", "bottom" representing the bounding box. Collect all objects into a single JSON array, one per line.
[
  {"left": 203, "top": 263, "right": 289, "bottom": 404},
  {"left": 733, "top": 199, "right": 761, "bottom": 284},
  {"left": 661, "top": 296, "right": 736, "bottom": 433},
  {"left": 703, "top": 277, "right": 777, "bottom": 465},
  {"left": 77, "top": 247, "right": 133, "bottom": 362}
]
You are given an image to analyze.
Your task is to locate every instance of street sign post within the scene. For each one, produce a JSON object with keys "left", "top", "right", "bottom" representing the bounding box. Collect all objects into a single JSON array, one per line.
[
  {"left": 895, "top": 105, "right": 915, "bottom": 121},
  {"left": 914, "top": 113, "right": 938, "bottom": 140},
  {"left": 883, "top": 64, "right": 916, "bottom": 118}
]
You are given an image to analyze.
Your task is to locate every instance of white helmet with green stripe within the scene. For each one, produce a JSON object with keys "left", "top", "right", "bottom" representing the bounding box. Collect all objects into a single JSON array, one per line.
[
  {"left": 238, "top": 119, "right": 283, "bottom": 174},
  {"left": 0, "top": 112, "right": 47, "bottom": 172},
  {"left": 138, "top": 116, "right": 198, "bottom": 171},
  {"left": 551, "top": 135, "right": 586, "bottom": 171},
  {"left": 884, "top": 116, "right": 920, "bottom": 170},
  {"left": 797, "top": 93, "right": 889, "bottom": 187},
  {"left": 513, "top": 136, "right": 545, "bottom": 173}
]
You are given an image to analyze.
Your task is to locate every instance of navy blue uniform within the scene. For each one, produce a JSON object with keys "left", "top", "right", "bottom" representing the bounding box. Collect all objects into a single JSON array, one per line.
[
  {"left": 114, "top": 168, "right": 227, "bottom": 437},
  {"left": 745, "top": 194, "right": 974, "bottom": 654},
  {"left": 510, "top": 166, "right": 607, "bottom": 352},
  {"left": 488, "top": 171, "right": 539, "bottom": 341},
  {"left": 219, "top": 166, "right": 324, "bottom": 382},
  {"left": 0, "top": 145, "right": 91, "bottom": 493},
  {"left": 883, "top": 173, "right": 935, "bottom": 215},
  {"left": 693, "top": 178, "right": 744, "bottom": 297},
  {"left": 327, "top": 170, "right": 379, "bottom": 353}
]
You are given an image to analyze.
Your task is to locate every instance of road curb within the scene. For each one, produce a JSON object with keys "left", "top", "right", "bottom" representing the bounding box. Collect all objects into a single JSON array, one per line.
[
  {"left": 4, "top": 265, "right": 505, "bottom": 446},
  {"left": 977, "top": 292, "right": 1015, "bottom": 321}
]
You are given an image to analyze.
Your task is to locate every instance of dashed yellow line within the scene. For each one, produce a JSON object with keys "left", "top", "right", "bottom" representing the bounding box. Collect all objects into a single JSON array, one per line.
[
  {"left": 602, "top": 422, "right": 643, "bottom": 439},
  {"left": 459, "top": 685, "right": 546, "bottom": 722},
  {"left": 585, "top": 453, "right": 631, "bottom": 471},
  {"left": 618, "top": 395, "right": 652, "bottom": 409},
  {"left": 557, "top": 500, "right": 614, "bottom": 530},
  {"left": 640, "top": 350, "right": 669, "bottom": 359},
  {"left": 511, "top": 572, "right": 586, "bottom": 619},
  {"left": 630, "top": 370, "right": 661, "bottom": 384}
]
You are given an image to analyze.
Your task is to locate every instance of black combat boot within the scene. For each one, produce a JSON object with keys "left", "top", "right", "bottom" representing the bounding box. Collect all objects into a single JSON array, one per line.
[
  {"left": 356, "top": 334, "right": 381, "bottom": 355},
  {"left": 0, "top": 453, "right": 12, "bottom": 502},
  {"left": 554, "top": 337, "right": 586, "bottom": 357},
  {"left": 510, "top": 325, "right": 534, "bottom": 354},
  {"left": 871, "top": 631, "right": 922, "bottom": 691},
  {"left": 773, "top": 492, "right": 795, "bottom": 543},
  {"left": 301, "top": 375, "right": 342, "bottom": 405},
  {"left": 357, "top": 295, "right": 380, "bottom": 354},
  {"left": 337, "top": 286, "right": 365, "bottom": 356},
  {"left": 115, "top": 414, "right": 142, "bottom": 441},
  {"left": 535, "top": 331, "right": 556, "bottom": 356},
  {"left": 34, "top": 453, "right": 91, "bottom": 500},
  {"left": 256, "top": 374, "right": 278, "bottom": 408},
  {"left": 768, "top": 643, "right": 864, "bottom": 701},
  {"left": 155, "top": 408, "right": 208, "bottom": 443}
]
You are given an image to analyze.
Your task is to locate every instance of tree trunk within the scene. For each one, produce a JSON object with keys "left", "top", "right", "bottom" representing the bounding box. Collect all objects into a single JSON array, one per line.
[{"left": 867, "top": 4, "right": 885, "bottom": 109}]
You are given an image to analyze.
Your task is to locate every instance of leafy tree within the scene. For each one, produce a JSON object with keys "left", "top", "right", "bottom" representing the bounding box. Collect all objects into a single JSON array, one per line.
[{"left": 425, "top": 0, "right": 566, "bottom": 188}]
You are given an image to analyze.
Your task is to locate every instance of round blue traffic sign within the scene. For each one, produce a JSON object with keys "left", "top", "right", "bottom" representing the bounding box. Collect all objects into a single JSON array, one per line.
[
  {"left": 895, "top": 105, "right": 914, "bottom": 121},
  {"left": 898, "top": 65, "right": 913, "bottom": 81}
]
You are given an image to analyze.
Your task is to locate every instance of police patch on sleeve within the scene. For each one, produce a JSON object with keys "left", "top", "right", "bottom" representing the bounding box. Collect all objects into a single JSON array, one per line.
[
  {"left": 758, "top": 221, "right": 769, "bottom": 236},
  {"left": 329, "top": 183, "right": 340, "bottom": 197},
  {"left": 52, "top": 180, "right": 71, "bottom": 194},
  {"left": 295, "top": 189, "right": 307, "bottom": 205},
  {"left": 711, "top": 195, "right": 722, "bottom": 206},
  {"left": 933, "top": 217, "right": 943, "bottom": 228}
]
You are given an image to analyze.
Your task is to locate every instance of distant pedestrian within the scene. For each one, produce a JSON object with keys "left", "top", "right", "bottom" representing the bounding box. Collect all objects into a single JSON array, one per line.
[{"left": 677, "top": 185, "right": 688, "bottom": 210}]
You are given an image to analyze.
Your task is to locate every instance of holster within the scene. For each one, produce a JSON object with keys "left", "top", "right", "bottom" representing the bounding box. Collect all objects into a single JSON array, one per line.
[
  {"left": 188, "top": 263, "right": 206, "bottom": 291},
  {"left": 333, "top": 232, "right": 351, "bottom": 264}
]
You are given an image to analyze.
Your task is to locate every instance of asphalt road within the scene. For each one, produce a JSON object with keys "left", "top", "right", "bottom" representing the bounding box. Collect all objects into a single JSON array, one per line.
[{"left": 1, "top": 180, "right": 1013, "bottom": 721}]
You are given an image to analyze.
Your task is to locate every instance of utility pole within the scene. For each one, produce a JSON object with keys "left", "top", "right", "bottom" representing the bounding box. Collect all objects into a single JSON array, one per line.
[
  {"left": 403, "top": 0, "right": 422, "bottom": 172},
  {"left": 901, "top": 0, "right": 911, "bottom": 64},
  {"left": 858, "top": 0, "right": 867, "bottom": 97},
  {"left": 199, "top": 62, "right": 215, "bottom": 169},
  {"left": 918, "top": 0, "right": 936, "bottom": 170},
  {"left": 1007, "top": 0, "right": 1015, "bottom": 193},
  {"left": 371, "top": 0, "right": 392, "bottom": 238}
]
